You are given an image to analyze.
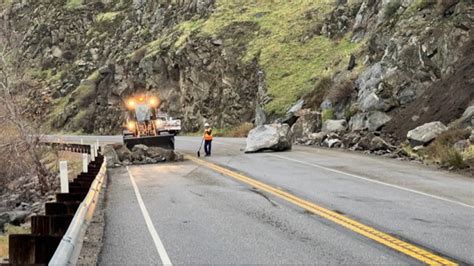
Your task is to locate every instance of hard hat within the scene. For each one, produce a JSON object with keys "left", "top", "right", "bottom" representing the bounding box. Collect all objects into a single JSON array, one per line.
[{"left": 204, "top": 123, "right": 210, "bottom": 127}]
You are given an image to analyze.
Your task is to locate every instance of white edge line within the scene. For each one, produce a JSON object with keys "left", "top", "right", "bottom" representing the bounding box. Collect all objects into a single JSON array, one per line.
[
  {"left": 269, "top": 154, "right": 474, "bottom": 209},
  {"left": 126, "top": 166, "right": 173, "bottom": 265}
]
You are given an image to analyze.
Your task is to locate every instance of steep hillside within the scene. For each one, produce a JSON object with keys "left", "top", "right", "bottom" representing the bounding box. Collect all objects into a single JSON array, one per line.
[{"left": 1, "top": 0, "right": 472, "bottom": 145}]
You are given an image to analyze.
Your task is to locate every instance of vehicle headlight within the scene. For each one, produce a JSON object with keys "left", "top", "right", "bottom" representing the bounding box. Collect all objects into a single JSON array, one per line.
[{"left": 126, "top": 99, "right": 135, "bottom": 109}]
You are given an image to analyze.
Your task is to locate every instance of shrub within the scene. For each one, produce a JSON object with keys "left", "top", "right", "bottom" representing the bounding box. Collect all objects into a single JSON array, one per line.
[
  {"left": 425, "top": 129, "right": 470, "bottom": 169},
  {"left": 66, "top": 0, "right": 83, "bottom": 9},
  {"left": 302, "top": 76, "right": 333, "bottom": 109},
  {"left": 326, "top": 80, "right": 355, "bottom": 104},
  {"left": 322, "top": 108, "right": 335, "bottom": 121},
  {"left": 384, "top": 0, "right": 402, "bottom": 18},
  {"left": 438, "top": 147, "right": 467, "bottom": 169},
  {"left": 433, "top": 128, "right": 470, "bottom": 147}
]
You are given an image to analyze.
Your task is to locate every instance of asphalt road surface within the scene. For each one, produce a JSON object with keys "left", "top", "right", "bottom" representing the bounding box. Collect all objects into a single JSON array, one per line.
[{"left": 46, "top": 135, "right": 474, "bottom": 264}]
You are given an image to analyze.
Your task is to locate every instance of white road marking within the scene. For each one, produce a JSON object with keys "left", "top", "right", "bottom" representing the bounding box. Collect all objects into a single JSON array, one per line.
[
  {"left": 269, "top": 154, "right": 474, "bottom": 209},
  {"left": 126, "top": 166, "right": 172, "bottom": 265}
]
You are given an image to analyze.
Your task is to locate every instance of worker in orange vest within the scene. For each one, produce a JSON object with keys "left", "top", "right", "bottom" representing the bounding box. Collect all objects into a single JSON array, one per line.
[{"left": 204, "top": 122, "right": 213, "bottom": 156}]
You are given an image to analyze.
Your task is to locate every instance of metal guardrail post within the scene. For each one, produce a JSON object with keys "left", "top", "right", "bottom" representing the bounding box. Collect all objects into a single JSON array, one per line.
[
  {"left": 59, "top": 161, "right": 69, "bottom": 193},
  {"left": 49, "top": 158, "right": 107, "bottom": 265}
]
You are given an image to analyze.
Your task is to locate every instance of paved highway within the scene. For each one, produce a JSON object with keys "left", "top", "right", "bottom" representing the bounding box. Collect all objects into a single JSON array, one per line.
[{"left": 45, "top": 135, "right": 474, "bottom": 264}]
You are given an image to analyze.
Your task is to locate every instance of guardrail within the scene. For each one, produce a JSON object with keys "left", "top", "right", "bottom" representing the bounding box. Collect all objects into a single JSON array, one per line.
[
  {"left": 49, "top": 158, "right": 106, "bottom": 265},
  {"left": 7, "top": 143, "right": 106, "bottom": 265}
]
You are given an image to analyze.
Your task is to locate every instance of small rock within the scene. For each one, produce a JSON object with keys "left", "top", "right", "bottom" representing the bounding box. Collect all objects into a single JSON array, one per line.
[
  {"left": 347, "top": 54, "right": 356, "bottom": 71},
  {"left": 453, "top": 140, "right": 470, "bottom": 153},
  {"left": 322, "top": 119, "right": 348, "bottom": 133},
  {"left": 323, "top": 138, "right": 343, "bottom": 148},
  {"left": 211, "top": 39, "right": 223, "bottom": 46},
  {"left": 370, "top": 136, "right": 391, "bottom": 151},
  {"left": 0, "top": 212, "right": 10, "bottom": 231}
]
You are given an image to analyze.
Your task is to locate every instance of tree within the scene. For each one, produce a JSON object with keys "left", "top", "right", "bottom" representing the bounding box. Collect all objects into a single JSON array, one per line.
[{"left": 0, "top": 10, "right": 52, "bottom": 194}]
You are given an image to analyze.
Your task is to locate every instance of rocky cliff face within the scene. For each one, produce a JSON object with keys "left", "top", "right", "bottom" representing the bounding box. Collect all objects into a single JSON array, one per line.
[
  {"left": 2, "top": 0, "right": 472, "bottom": 143},
  {"left": 3, "top": 0, "right": 258, "bottom": 133}
]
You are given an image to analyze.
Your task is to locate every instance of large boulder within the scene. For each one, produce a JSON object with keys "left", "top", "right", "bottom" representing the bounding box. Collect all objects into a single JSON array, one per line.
[
  {"left": 103, "top": 145, "right": 121, "bottom": 168},
  {"left": 245, "top": 124, "right": 293, "bottom": 153},
  {"left": 349, "top": 111, "right": 392, "bottom": 131},
  {"left": 322, "top": 119, "right": 348, "bottom": 133},
  {"left": 147, "top": 147, "right": 184, "bottom": 162},
  {"left": 114, "top": 145, "right": 132, "bottom": 161},
  {"left": 407, "top": 121, "right": 448, "bottom": 146}
]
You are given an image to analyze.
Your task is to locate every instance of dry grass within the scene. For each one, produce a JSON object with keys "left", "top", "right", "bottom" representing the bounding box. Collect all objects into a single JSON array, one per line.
[
  {"left": 0, "top": 224, "right": 30, "bottom": 259},
  {"left": 425, "top": 129, "right": 470, "bottom": 169},
  {"left": 213, "top": 123, "right": 254, "bottom": 138},
  {"left": 326, "top": 79, "right": 355, "bottom": 104}
]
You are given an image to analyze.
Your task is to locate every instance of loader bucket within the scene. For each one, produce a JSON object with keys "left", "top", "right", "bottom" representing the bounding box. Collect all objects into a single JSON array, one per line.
[{"left": 123, "top": 134, "right": 175, "bottom": 150}]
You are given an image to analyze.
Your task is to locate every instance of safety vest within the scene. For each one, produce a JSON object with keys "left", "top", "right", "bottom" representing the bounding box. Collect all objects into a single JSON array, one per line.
[{"left": 204, "top": 129, "right": 213, "bottom": 141}]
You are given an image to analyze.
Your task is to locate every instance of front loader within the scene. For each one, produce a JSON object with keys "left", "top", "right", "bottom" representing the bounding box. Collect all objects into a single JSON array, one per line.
[{"left": 123, "top": 94, "right": 175, "bottom": 150}]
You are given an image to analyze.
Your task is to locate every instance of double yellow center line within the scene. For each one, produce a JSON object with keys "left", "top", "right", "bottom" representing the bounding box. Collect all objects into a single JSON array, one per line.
[{"left": 186, "top": 155, "right": 457, "bottom": 265}]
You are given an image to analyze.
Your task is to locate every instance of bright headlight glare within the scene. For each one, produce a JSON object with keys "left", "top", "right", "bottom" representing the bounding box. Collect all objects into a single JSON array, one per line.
[
  {"left": 148, "top": 97, "right": 159, "bottom": 107},
  {"left": 127, "top": 99, "right": 135, "bottom": 109},
  {"left": 127, "top": 122, "right": 135, "bottom": 131}
]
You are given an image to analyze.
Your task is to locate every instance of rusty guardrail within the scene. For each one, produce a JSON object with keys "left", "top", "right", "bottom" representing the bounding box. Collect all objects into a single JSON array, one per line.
[{"left": 7, "top": 143, "right": 105, "bottom": 265}]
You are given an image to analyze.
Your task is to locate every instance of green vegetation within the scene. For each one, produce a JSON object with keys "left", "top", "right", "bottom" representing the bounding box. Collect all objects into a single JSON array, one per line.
[
  {"left": 66, "top": 0, "right": 83, "bottom": 10},
  {"left": 322, "top": 108, "right": 335, "bottom": 121},
  {"left": 196, "top": 0, "right": 360, "bottom": 114},
  {"left": 96, "top": 11, "right": 121, "bottom": 23},
  {"left": 0, "top": 0, "right": 12, "bottom": 10},
  {"left": 174, "top": 19, "right": 205, "bottom": 48},
  {"left": 143, "top": 38, "right": 164, "bottom": 58},
  {"left": 72, "top": 71, "right": 99, "bottom": 108},
  {"left": 384, "top": 0, "right": 403, "bottom": 18},
  {"left": 0, "top": 225, "right": 30, "bottom": 258},
  {"left": 413, "top": 0, "right": 438, "bottom": 10},
  {"left": 127, "top": 1, "right": 362, "bottom": 115},
  {"left": 404, "top": 0, "right": 437, "bottom": 16}
]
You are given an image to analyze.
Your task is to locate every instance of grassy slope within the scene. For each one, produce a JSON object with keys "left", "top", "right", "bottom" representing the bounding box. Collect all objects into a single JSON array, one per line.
[
  {"left": 133, "top": 0, "right": 362, "bottom": 115},
  {"left": 198, "top": 0, "right": 361, "bottom": 114},
  {"left": 45, "top": 0, "right": 363, "bottom": 130}
]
